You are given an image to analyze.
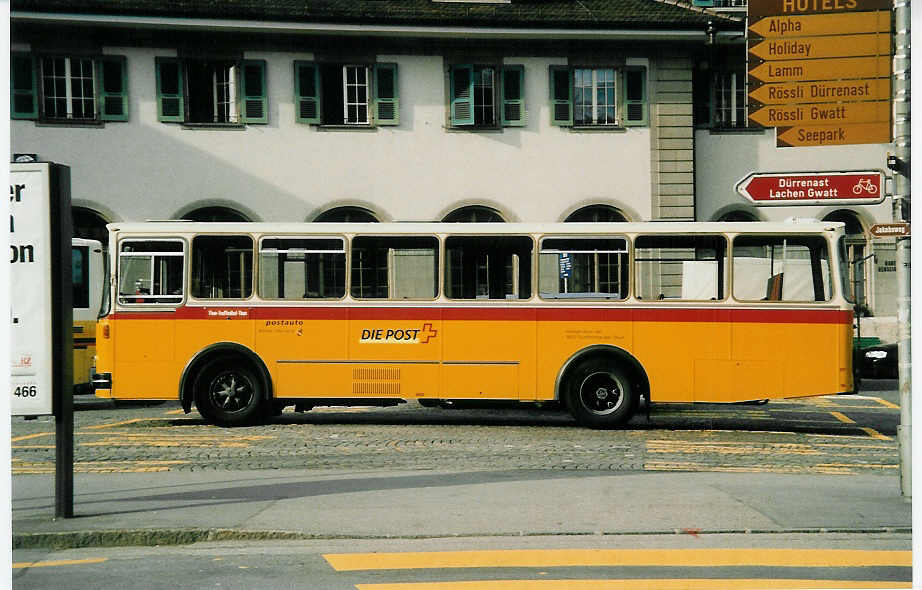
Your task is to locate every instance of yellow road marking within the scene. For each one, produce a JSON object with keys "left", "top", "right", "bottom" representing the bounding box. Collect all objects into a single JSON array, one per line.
[
  {"left": 84, "top": 418, "right": 155, "bottom": 429},
  {"left": 165, "top": 409, "right": 186, "bottom": 415},
  {"left": 324, "top": 549, "right": 911, "bottom": 571},
  {"left": 859, "top": 427, "right": 892, "bottom": 441},
  {"left": 355, "top": 581, "right": 910, "bottom": 590},
  {"left": 13, "top": 558, "right": 108, "bottom": 569},
  {"left": 10, "top": 432, "right": 53, "bottom": 442},
  {"left": 870, "top": 397, "right": 900, "bottom": 409},
  {"left": 12, "top": 460, "right": 189, "bottom": 474},
  {"left": 829, "top": 411, "right": 856, "bottom": 424},
  {"left": 645, "top": 462, "right": 855, "bottom": 475}
]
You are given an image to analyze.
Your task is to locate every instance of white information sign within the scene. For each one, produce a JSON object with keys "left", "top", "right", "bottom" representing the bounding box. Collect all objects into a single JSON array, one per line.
[{"left": 10, "top": 163, "right": 54, "bottom": 415}]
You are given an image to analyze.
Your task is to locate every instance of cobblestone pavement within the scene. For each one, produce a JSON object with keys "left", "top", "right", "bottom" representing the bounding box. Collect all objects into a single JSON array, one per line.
[{"left": 10, "top": 385, "right": 900, "bottom": 476}]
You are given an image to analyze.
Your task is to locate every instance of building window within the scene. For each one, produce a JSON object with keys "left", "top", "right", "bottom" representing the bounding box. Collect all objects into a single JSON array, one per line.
[
  {"left": 295, "top": 61, "right": 399, "bottom": 126},
  {"left": 180, "top": 206, "right": 251, "bottom": 222},
  {"left": 712, "top": 70, "right": 747, "bottom": 128},
  {"left": 442, "top": 206, "right": 505, "bottom": 223},
  {"left": 314, "top": 207, "right": 379, "bottom": 222},
  {"left": 10, "top": 53, "right": 128, "bottom": 122},
  {"left": 449, "top": 64, "right": 525, "bottom": 128},
  {"left": 565, "top": 205, "right": 629, "bottom": 223},
  {"left": 550, "top": 65, "right": 646, "bottom": 127},
  {"left": 574, "top": 68, "right": 617, "bottom": 126},
  {"left": 155, "top": 57, "right": 266, "bottom": 125}
]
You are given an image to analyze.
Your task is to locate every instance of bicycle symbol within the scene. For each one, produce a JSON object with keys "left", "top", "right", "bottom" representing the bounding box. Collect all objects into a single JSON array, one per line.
[{"left": 852, "top": 178, "right": 878, "bottom": 195}]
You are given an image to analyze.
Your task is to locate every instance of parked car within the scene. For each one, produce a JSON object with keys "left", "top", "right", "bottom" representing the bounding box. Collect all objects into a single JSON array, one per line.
[{"left": 859, "top": 342, "right": 898, "bottom": 379}]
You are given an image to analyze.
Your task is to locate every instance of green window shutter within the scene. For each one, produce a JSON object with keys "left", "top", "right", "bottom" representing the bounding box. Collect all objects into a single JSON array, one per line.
[
  {"left": 373, "top": 63, "right": 399, "bottom": 126},
  {"left": 98, "top": 55, "right": 129, "bottom": 122},
  {"left": 155, "top": 57, "right": 184, "bottom": 122},
  {"left": 623, "top": 67, "right": 648, "bottom": 126},
  {"left": 501, "top": 65, "right": 525, "bottom": 127},
  {"left": 549, "top": 65, "right": 572, "bottom": 126},
  {"left": 449, "top": 64, "right": 474, "bottom": 126},
  {"left": 11, "top": 53, "right": 38, "bottom": 120},
  {"left": 241, "top": 60, "right": 267, "bottom": 124},
  {"left": 294, "top": 61, "right": 321, "bottom": 124}
]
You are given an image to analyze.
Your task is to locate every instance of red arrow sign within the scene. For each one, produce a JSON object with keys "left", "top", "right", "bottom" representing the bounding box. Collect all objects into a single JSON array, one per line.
[{"left": 736, "top": 171, "right": 885, "bottom": 205}]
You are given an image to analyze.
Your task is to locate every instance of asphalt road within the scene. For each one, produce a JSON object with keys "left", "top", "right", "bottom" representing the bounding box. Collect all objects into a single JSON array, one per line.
[
  {"left": 10, "top": 381, "right": 909, "bottom": 589},
  {"left": 13, "top": 533, "right": 912, "bottom": 590},
  {"left": 11, "top": 381, "right": 901, "bottom": 476}
]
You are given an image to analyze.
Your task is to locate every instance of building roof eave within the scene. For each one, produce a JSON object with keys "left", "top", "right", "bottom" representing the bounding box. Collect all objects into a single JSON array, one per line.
[{"left": 11, "top": 11, "right": 720, "bottom": 42}]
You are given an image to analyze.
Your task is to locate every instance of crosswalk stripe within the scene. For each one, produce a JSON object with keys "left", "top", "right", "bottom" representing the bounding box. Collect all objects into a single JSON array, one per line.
[
  {"left": 354, "top": 579, "right": 910, "bottom": 590},
  {"left": 324, "top": 549, "right": 911, "bottom": 571}
]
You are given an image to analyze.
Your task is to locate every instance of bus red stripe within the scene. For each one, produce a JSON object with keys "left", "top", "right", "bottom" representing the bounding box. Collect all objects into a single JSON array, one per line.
[{"left": 109, "top": 307, "right": 852, "bottom": 325}]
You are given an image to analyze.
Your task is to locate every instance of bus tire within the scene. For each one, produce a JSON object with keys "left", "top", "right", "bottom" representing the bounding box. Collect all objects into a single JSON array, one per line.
[
  {"left": 193, "top": 360, "right": 265, "bottom": 427},
  {"left": 565, "top": 359, "right": 636, "bottom": 429}
]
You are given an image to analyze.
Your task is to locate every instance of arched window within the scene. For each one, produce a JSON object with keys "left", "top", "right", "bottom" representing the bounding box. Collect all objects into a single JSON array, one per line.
[
  {"left": 823, "top": 210, "right": 869, "bottom": 312},
  {"left": 564, "top": 205, "right": 628, "bottom": 222},
  {"left": 72, "top": 207, "right": 110, "bottom": 247},
  {"left": 181, "top": 206, "right": 250, "bottom": 222},
  {"left": 716, "top": 210, "right": 759, "bottom": 222},
  {"left": 314, "top": 206, "right": 379, "bottom": 223},
  {"left": 442, "top": 206, "right": 505, "bottom": 223}
]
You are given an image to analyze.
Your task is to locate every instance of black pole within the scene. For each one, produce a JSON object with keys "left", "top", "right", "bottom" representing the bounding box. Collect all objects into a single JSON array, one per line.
[{"left": 50, "top": 164, "right": 74, "bottom": 519}]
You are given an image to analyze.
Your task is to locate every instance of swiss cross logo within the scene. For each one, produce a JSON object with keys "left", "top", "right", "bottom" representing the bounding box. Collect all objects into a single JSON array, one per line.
[{"left": 420, "top": 323, "right": 438, "bottom": 344}]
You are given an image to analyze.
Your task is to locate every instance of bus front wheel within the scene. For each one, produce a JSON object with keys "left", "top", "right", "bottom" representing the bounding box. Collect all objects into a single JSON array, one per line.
[
  {"left": 565, "top": 360, "right": 636, "bottom": 429},
  {"left": 194, "top": 360, "right": 264, "bottom": 427}
]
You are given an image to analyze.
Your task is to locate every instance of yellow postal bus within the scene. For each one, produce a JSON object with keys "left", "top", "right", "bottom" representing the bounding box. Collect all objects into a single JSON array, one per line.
[
  {"left": 93, "top": 221, "right": 854, "bottom": 428},
  {"left": 72, "top": 237, "right": 104, "bottom": 394}
]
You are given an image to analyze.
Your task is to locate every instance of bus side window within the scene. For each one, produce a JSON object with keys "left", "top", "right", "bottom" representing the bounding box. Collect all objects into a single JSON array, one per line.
[
  {"left": 634, "top": 235, "right": 727, "bottom": 301},
  {"left": 259, "top": 237, "right": 345, "bottom": 299},
  {"left": 445, "top": 235, "right": 533, "bottom": 300},
  {"left": 117, "top": 240, "right": 185, "bottom": 305},
  {"left": 191, "top": 235, "right": 254, "bottom": 299},
  {"left": 351, "top": 236, "right": 439, "bottom": 299},
  {"left": 733, "top": 235, "right": 831, "bottom": 302},
  {"left": 72, "top": 246, "right": 89, "bottom": 309},
  {"left": 538, "top": 237, "right": 628, "bottom": 300}
]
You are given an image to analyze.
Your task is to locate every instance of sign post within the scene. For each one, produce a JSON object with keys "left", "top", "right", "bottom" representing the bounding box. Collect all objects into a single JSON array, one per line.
[{"left": 9, "top": 162, "right": 73, "bottom": 518}]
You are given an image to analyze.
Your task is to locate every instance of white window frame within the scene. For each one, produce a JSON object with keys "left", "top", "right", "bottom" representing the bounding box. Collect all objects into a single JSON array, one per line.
[
  {"left": 343, "top": 65, "right": 370, "bottom": 125},
  {"left": 574, "top": 68, "right": 618, "bottom": 126},
  {"left": 713, "top": 69, "right": 747, "bottom": 128},
  {"left": 41, "top": 56, "right": 97, "bottom": 120},
  {"left": 473, "top": 67, "right": 496, "bottom": 126},
  {"left": 212, "top": 63, "right": 239, "bottom": 124}
]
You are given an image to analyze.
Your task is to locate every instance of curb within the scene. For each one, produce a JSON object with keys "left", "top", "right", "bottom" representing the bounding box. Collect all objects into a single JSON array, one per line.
[{"left": 13, "top": 527, "right": 913, "bottom": 550}]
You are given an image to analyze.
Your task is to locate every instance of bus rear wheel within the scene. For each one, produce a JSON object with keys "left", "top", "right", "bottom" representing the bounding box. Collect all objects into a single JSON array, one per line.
[
  {"left": 194, "top": 360, "right": 264, "bottom": 427},
  {"left": 565, "top": 360, "right": 636, "bottom": 429}
]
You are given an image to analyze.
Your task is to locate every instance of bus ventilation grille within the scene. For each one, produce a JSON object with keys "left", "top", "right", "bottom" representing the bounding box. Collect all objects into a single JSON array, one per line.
[{"left": 352, "top": 367, "right": 401, "bottom": 395}]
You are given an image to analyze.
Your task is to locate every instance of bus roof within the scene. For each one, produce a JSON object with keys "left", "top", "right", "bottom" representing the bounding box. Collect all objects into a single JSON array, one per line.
[{"left": 107, "top": 219, "right": 845, "bottom": 236}]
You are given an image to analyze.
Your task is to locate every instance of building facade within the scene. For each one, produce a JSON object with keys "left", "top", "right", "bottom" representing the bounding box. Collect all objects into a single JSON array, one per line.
[{"left": 10, "top": 0, "right": 899, "bottom": 331}]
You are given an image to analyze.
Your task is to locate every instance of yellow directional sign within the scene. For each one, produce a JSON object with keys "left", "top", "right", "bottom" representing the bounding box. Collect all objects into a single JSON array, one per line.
[
  {"left": 749, "top": 33, "right": 891, "bottom": 61},
  {"left": 749, "top": 100, "right": 889, "bottom": 127},
  {"left": 749, "top": 11, "right": 891, "bottom": 38},
  {"left": 748, "top": 55, "right": 891, "bottom": 83},
  {"left": 749, "top": 78, "right": 891, "bottom": 105},
  {"left": 776, "top": 122, "right": 892, "bottom": 147}
]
